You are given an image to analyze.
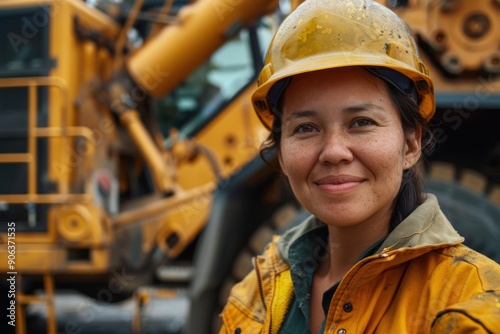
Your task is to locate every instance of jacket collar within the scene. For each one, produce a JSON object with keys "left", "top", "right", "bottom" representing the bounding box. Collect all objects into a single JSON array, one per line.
[
  {"left": 278, "top": 194, "right": 464, "bottom": 263},
  {"left": 377, "top": 194, "right": 464, "bottom": 252}
]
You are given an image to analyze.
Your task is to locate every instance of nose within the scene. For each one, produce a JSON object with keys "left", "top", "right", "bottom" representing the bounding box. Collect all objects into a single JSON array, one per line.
[{"left": 318, "top": 131, "right": 353, "bottom": 165}]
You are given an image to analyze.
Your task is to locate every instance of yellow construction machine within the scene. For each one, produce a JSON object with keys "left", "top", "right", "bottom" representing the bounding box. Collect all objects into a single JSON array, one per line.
[{"left": 0, "top": 0, "right": 499, "bottom": 333}]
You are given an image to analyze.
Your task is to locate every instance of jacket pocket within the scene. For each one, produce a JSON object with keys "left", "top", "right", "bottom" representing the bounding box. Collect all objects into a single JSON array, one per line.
[{"left": 219, "top": 302, "right": 265, "bottom": 334}]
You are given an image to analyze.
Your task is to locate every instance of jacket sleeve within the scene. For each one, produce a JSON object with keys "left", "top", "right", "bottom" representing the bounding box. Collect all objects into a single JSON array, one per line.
[
  {"left": 430, "top": 246, "right": 500, "bottom": 333},
  {"left": 431, "top": 291, "right": 500, "bottom": 333}
]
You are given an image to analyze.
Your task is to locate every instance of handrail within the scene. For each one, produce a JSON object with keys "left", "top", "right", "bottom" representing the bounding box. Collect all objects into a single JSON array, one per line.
[{"left": 0, "top": 77, "right": 94, "bottom": 205}]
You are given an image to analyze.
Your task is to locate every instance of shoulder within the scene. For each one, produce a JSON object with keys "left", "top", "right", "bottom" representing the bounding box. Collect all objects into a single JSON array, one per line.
[
  {"left": 435, "top": 244, "right": 500, "bottom": 291},
  {"left": 411, "top": 244, "right": 500, "bottom": 294},
  {"left": 429, "top": 245, "right": 500, "bottom": 333}
]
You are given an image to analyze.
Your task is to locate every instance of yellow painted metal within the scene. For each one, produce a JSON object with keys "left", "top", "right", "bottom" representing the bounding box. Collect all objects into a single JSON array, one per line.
[
  {"left": 15, "top": 274, "right": 57, "bottom": 334},
  {"left": 117, "top": 109, "right": 175, "bottom": 195},
  {"left": 114, "top": 0, "right": 145, "bottom": 70},
  {"left": 0, "top": 0, "right": 271, "bottom": 278},
  {"left": 0, "top": 76, "right": 68, "bottom": 194},
  {"left": 127, "top": 0, "right": 279, "bottom": 97},
  {"left": 0, "top": 1, "right": 117, "bottom": 274},
  {"left": 56, "top": 205, "right": 93, "bottom": 242},
  {"left": 381, "top": 0, "right": 500, "bottom": 93},
  {"left": 0, "top": 243, "right": 111, "bottom": 273},
  {"left": 56, "top": 204, "right": 109, "bottom": 245},
  {"left": 113, "top": 186, "right": 214, "bottom": 227},
  {"left": 156, "top": 189, "right": 213, "bottom": 258},
  {"left": 290, "top": 0, "right": 304, "bottom": 10},
  {"left": 148, "top": 0, "right": 176, "bottom": 37},
  {"left": 0, "top": 153, "right": 31, "bottom": 163},
  {"left": 175, "top": 84, "right": 268, "bottom": 190},
  {"left": 28, "top": 84, "right": 37, "bottom": 195},
  {"left": 0, "top": 0, "right": 275, "bottom": 331},
  {"left": 0, "top": 194, "right": 91, "bottom": 205}
]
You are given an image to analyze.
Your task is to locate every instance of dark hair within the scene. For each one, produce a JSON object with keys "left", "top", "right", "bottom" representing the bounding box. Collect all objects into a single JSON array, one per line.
[
  {"left": 260, "top": 80, "right": 435, "bottom": 230},
  {"left": 387, "top": 85, "right": 435, "bottom": 229}
]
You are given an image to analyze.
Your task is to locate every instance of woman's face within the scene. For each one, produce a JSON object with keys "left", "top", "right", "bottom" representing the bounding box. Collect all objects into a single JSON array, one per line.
[{"left": 278, "top": 67, "right": 421, "bottom": 229}]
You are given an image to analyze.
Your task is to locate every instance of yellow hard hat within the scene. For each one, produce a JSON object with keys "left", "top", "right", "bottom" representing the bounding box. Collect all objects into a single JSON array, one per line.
[{"left": 252, "top": 0, "right": 435, "bottom": 129}]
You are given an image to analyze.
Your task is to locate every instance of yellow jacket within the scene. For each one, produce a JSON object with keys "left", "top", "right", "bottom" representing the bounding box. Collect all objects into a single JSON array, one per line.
[{"left": 219, "top": 195, "right": 500, "bottom": 333}]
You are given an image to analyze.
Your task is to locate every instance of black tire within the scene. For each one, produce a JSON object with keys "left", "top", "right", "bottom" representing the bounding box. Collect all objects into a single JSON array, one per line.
[{"left": 425, "top": 162, "right": 500, "bottom": 263}]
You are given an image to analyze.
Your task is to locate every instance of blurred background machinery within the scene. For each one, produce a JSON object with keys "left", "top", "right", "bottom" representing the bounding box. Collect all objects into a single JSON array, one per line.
[{"left": 0, "top": 0, "right": 499, "bottom": 333}]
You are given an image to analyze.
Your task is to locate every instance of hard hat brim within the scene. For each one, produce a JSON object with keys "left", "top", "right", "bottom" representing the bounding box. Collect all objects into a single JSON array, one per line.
[{"left": 252, "top": 52, "right": 435, "bottom": 129}]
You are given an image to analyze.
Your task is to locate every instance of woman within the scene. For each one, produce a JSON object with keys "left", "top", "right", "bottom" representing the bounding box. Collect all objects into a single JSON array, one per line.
[{"left": 219, "top": 0, "right": 500, "bottom": 333}]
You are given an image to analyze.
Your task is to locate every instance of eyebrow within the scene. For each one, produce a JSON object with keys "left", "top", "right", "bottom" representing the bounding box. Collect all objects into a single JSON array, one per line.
[
  {"left": 284, "top": 103, "right": 385, "bottom": 122},
  {"left": 343, "top": 103, "right": 385, "bottom": 113},
  {"left": 285, "top": 110, "right": 317, "bottom": 122}
]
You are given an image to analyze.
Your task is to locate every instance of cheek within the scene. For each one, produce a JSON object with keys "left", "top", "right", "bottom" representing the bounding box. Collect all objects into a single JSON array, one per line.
[
  {"left": 280, "top": 141, "right": 314, "bottom": 177},
  {"left": 363, "top": 137, "right": 405, "bottom": 179}
]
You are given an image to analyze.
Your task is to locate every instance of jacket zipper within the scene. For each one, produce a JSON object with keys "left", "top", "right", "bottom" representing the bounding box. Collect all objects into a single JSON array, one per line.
[
  {"left": 254, "top": 257, "right": 267, "bottom": 312},
  {"left": 254, "top": 257, "right": 274, "bottom": 333}
]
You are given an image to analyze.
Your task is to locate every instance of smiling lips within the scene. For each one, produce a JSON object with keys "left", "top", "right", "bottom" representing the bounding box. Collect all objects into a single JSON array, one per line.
[{"left": 314, "top": 175, "right": 365, "bottom": 193}]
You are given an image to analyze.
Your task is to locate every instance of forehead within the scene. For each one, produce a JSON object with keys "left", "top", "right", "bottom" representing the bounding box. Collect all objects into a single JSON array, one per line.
[
  {"left": 289, "top": 67, "right": 385, "bottom": 90},
  {"left": 282, "top": 67, "right": 391, "bottom": 111}
]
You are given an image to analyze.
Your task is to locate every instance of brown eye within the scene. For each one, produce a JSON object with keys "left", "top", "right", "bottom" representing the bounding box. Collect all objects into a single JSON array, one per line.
[
  {"left": 296, "top": 124, "right": 316, "bottom": 133},
  {"left": 352, "top": 118, "right": 374, "bottom": 128}
]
